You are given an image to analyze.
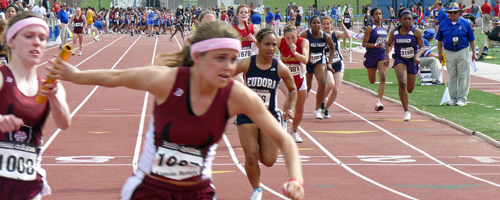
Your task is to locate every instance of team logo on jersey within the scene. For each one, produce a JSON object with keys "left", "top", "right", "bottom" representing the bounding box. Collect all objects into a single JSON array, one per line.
[
  {"left": 173, "top": 88, "right": 184, "bottom": 96},
  {"left": 13, "top": 130, "right": 28, "bottom": 142},
  {"left": 6, "top": 76, "right": 13, "bottom": 82},
  {"left": 270, "top": 68, "right": 276, "bottom": 71}
]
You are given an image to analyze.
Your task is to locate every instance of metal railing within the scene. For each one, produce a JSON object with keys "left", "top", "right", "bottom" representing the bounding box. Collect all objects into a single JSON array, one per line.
[{"left": 44, "top": 18, "right": 59, "bottom": 42}]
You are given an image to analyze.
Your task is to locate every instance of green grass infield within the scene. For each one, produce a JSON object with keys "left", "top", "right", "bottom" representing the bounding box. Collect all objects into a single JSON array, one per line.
[{"left": 343, "top": 68, "right": 500, "bottom": 140}]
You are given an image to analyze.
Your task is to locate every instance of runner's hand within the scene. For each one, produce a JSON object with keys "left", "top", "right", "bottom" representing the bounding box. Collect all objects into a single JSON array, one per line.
[
  {"left": 284, "top": 109, "right": 295, "bottom": 120},
  {"left": 290, "top": 43, "right": 297, "bottom": 54},
  {"left": 282, "top": 180, "right": 305, "bottom": 200},
  {"left": 414, "top": 57, "right": 420, "bottom": 65},
  {"left": 46, "top": 56, "right": 81, "bottom": 83},
  {"left": 39, "top": 79, "right": 60, "bottom": 97},
  {"left": 0, "top": 114, "right": 24, "bottom": 133},
  {"left": 384, "top": 59, "right": 389, "bottom": 67},
  {"left": 375, "top": 42, "right": 384, "bottom": 48},
  {"left": 248, "top": 33, "right": 255, "bottom": 43}
]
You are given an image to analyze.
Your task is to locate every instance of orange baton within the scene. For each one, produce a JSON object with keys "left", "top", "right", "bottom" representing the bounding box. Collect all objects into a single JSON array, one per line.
[{"left": 36, "top": 44, "right": 74, "bottom": 104}]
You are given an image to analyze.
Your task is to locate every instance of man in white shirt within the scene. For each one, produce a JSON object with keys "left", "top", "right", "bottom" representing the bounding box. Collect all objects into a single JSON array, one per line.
[
  {"left": 33, "top": 1, "right": 47, "bottom": 18},
  {"left": 298, "top": 4, "right": 303, "bottom": 15},
  {"left": 257, "top": 5, "right": 264, "bottom": 15}
]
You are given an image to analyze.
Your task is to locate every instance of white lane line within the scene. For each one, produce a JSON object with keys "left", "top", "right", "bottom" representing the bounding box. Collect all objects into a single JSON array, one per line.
[
  {"left": 222, "top": 134, "right": 290, "bottom": 200},
  {"left": 132, "top": 36, "right": 158, "bottom": 173},
  {"left": 41, "top": 35, "right": 135, "bottom": 154},
  {"left": 312, "top": 89, "right": 500, "bottom": 188},
  {"left": 38, "top": 39, "right": 96, "bottom": 68},
  {"left": 332, "top": 101, "right": 500, "bottom": 188}
]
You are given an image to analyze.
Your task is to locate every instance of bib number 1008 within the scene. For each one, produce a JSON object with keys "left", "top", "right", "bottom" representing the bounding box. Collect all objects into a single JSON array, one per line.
[
  {"left": 156, "top": 153, "right": 201, "bottom": 167},
  {"left": 0, "top": 154, "right": 35, "bottom": 176}
]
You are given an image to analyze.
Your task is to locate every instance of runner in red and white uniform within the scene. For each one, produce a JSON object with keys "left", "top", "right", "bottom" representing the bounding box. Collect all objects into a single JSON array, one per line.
[
  {"left": 0, "top": 12, "right": 71, "bottom": 200},
  {"left": 278, "top": 24, "right": 309, "bottom": 143},
  {"left": 234, "top": 4, "right": 260, "bottom": 61},
  {"left": 45, "top": 21, "right": 305, "bottom": 200}
]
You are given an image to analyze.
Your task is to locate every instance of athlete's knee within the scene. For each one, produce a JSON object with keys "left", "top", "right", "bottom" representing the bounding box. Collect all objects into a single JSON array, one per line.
[
  {"left": 260, "top": 156, "right": 277, "bottom": 167},
  {"left": 398, "top": 79, "right": 407, "bottom": 89},
  {"left": 244, "top": 150, "right": 260, "bottom": 165},
  {"left": 379, "top": 73, "right": 387, "bottom": 83}
]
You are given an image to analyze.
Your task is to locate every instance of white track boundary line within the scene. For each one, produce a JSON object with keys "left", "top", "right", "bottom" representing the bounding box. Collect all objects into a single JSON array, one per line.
[
  {"left": 312, "top": 90, "right": 500, "bottom": 188},
  {"left": 132, "top": 36, "right": 158, "bottom": 172},
  {"left": 222, "top": 134, "right": 290, "bottom": 199},
  {"left": 171, "top": 37, "right": 287, "bottom": 199},
  {"left": 41, "top": 35, "right": 134, "bottom": 154}
]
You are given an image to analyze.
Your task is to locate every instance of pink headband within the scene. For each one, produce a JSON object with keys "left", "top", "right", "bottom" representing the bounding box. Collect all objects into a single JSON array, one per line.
[
  {"left": 190, "top": 38, "right": 242, "bottom": 58},
  {"left": 7, "top": 17, "right": 50, "bottom": 42}
]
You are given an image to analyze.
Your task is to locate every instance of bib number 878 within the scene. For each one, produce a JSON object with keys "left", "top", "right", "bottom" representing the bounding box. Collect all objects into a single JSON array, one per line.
[{"left": 0, "top": 154, "right": 35, "bottom": 175}]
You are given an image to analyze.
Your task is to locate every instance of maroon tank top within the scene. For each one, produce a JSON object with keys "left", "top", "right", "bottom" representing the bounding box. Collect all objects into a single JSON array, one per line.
[
  {"left": 0, "top": 66, "right": 49, "bottom": 147},
  {"left": 73, "top": 14, "right": 84, "bottom": 29},
  {"left": 153, "top": 66, "right": 233, "bottom": 148}
]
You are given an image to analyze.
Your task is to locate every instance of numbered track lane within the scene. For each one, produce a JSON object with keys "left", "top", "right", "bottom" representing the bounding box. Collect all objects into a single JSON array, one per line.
[{"left": 32, "top": 33, "right": 500, "bottom": 200}]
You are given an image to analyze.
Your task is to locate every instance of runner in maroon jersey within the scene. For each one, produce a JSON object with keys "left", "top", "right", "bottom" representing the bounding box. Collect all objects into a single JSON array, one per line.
[
  {"left": 0, "top": 11, "right": 71, "bottom": 200},
  {"left": 45, "top": 21, "right": 305, "bottom": 200},
  {"left": 68, "top": 8, "right": 87, "bottom": 56}
]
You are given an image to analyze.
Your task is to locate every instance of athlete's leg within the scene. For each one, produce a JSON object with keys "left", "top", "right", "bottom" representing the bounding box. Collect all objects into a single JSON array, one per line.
[
  {"left": 313, "top": 63, "right": 327, "bottom": 110},
  {"left": 394, "top": 63, "right": 409, "bottom": 112},
  {"left": 325, "top": 72, "right": 344, "bottom": 109},
  {"left": 237, "top": 123, "right": 262, "bottom": 189}
]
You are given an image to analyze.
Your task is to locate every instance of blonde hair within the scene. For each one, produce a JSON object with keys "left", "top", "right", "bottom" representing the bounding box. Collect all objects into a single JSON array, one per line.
[
  {"left": 321, "top": 16, "right": 333, "bottom": 24},
  {"left": 157, "top": 21, "right": 240, "bottom": 67},
  {"left": 283, "top": 24, "right": 297, "bottom": 34}
]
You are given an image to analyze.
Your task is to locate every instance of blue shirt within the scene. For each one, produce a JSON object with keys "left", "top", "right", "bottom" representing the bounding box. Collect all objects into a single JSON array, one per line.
[
  {"left": 436, "top": 8, "right": 448, "bottom": 25},
  {"left": 57, "top": 9, "right": 69, "bottom": 24},
  {"left": 266, "top": 11, "right": 274, "bottom": 23},
  {"left": 93, "top": 21, "right": 103, "bottom": 30},
  {"left": 274, "top": 13, "right": 282, "bottom": 21},
  {"left": 250, "top": 13, "right": 261, "bottom": 25},
  {"left": 421, "top": 39, "right": 431, "bottom": 58},
  {"left": 436, "top": 18, "right": 475, "bottom": 51}
]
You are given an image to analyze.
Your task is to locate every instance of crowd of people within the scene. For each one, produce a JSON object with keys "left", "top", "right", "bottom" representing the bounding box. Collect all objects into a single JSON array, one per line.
[{"left": 0, "top": 0, "right": 494, "bottom": 199}]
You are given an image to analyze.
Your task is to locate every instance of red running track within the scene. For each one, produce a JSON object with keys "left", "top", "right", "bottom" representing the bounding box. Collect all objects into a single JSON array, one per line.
[{"left": 34, "top": 33, "right": 500, "bottom": 200}]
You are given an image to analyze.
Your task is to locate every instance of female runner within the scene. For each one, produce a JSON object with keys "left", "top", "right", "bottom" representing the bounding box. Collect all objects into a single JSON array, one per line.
[
  {"left": 234, "top": 28, "right": 297, "bottom": 200},
  {"left": 68, "top": 8, "right": 86, "bottom": 56},
  {"left": 322, "top": 16, "right": 349, "bottom": 119},
  {"left": 385, "top": 9, "right": 425, "bottom": 121},
  {"left": 46, "top": 21, "right": 304, "bottom": 200},
  {"left": 0, "top": 11, "right": 71, "bottom": 200},
  {"left": 169, "top": 9, "right": 185, "bottom": 42},
  {"left": 278, "top": 24, "right": 309, "bottom": 143},
  {"left": 362, "top": 8, "right": 391, "bottom": 111},
  {"left": 299, "top": 15, "right": 335, "bottom": 120}
]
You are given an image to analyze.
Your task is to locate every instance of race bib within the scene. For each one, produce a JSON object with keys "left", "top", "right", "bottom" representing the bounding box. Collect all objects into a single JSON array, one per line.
[
  {"left": 376, "top": 36, "right": 387, "bottom": 45},
  {"left": 255, "top": 90, "right": 271, "bottom": 108},
  {"left": 331, "top": 51, "right": 341, "bottom": 63},
  {"left": 75, "top": 22, "right": 83, "bottom": 27},
  {"left": 400, "top": 47, "right": 414, "bottom": 59},
  {"left": 286, "top": 63, "right": 301, "bottom": 76},
  {"left": 151, "top": 141, "right": 204, "bottom": 180},
  {"left": 344, "top": 18, "right": 350, "bottom": 23},
  {"left": 310, "top": 53, "right": 322, "bottom": 64},
  {"left": 238, "top": 47, "right": 252, "bottom": 60},
  {"left": 0, "top": 141, "right": 39, "bottom": 181}
]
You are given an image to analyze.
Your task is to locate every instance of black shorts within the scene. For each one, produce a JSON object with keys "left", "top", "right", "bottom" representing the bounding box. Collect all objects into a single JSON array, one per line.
[
  {"left": 235, "top": 112, "right": 280, "bottom": 125},
  {"left": 328, "top": 61, "right": 345, "bottom": 73}
]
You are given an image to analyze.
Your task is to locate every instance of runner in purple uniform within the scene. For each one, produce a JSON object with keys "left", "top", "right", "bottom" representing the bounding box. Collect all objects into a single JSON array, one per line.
[{"left": 384, "top": 9, "right": 425, "bottom": 121}]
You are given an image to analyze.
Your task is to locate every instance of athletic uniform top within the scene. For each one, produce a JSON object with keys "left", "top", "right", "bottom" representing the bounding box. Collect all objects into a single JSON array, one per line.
[
  {"left": 393, "top": 26, "right": 418, "bottom": 60},
  {"left": 73, "top": 14, "right": 84, "bottom": 28},
  {"left": 343, "top": 12, "right": 351, "bottom": 25},
  {"left": 0, "top": 66, "right": 48, "bottom": 183},
  {"left": 279, "top": 36, "right": 306, "bottom": 78},
  {"left": 306, "top": 29, "right": 327, "bottom": 65},
  {"left": 327, "top": 32, "right": 343, "bottom": 64},
  {"left": 234, "top": 24, "right": 255, "bottom": 60},
  {"left": 93, "top": 21, "right": 103, "bottom": 30},
  {"left": 244, "top": 55, "right": 280, "bottom": 114},
  {"left": 146, "top": 66, "right": 233, "bottom": 182},
  {"left": 0, "top": 43, "right": 8, "bottom": 64},
  {"left": 86, "top": 9, "right": 93, "bottom": 24},
  {"left": 366, "top": 23, "right": 387, "bottom": 55}
]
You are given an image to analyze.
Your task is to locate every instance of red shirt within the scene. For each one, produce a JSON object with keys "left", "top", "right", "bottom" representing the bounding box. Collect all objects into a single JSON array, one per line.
[
  {"left": 53, "top": 3, "right": 60, "bottom": 13},
  {"left": 233, "top": 24, "right": 254, "bottom": 48},
  {"left": 221, "top": 13, "right": 227, "bottom": 22},
  {"left": 494, "top": 4, "right": 500, "bottom": 16},
  {"left": 279, "top": 36, "right": 304, "bottom": 65},
  {"left": 481, "top": 3, "right": 492, "bottom": 14}
]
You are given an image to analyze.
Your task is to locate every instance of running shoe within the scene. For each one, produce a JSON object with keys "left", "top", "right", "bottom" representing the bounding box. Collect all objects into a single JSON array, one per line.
[
  {"left": 404, "top": 111, "right": 411, "bottom": 121},
  {"left": 94, "top": 36, "right": 98, "bottom": 42},
  {"left": 250, "top": 188, "right": 262, "bottom": 200},
  {"left": 324, "top": 109, "right": 331, "bottom": 119},
  {"left": 71, "top": 51, "right": 75, "bottom": 56},
  {"left": 78, "top": 51, "right": 82, "bottom": 56},
  {"left": 375, "top": 102, "right": 384, "bottom": 111},
  {"left": 447, "top": 100, "right": 456, "bottom": 106},
  {"left": 320, "top": 102, "right": 325, "bottom": 113},
  {"left": 314, "top": 109, "right": 323, "bottom": 119},
  {"left": 456, "top": 100, "right": 467, "bottom": 106},
  {"left": 291, "top": 130, "right": 303, "bottom": 143},
  {"left": 169, "top": 38, "right": 173, "bottom": 42}
]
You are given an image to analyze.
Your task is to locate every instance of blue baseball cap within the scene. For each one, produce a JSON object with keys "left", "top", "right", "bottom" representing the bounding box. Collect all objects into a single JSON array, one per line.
[
  {"left": 266, "top": 6, "right": 270, "bottom": 9},
  {"left": 423, "top": 29, "right": 435, "bottom": 39}
]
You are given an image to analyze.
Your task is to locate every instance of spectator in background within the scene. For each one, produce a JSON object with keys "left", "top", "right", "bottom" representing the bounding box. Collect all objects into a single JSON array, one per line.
[
  {"left": 42, "top": 0, "right": 48, "bottom": 11},
  {"left": 250, "top": 9, "right": 261, "bottom": 28},
  {"left": 4, "top": 4, "right": 19, "bottom": 21},
  {"left": 463, "top": 0, "right": 481, "bottom": 26},
  {"left": 304, "top": 5, "right": 310, "bottom": 25},
  {"left": 481, "top": 0, "right": 493, "bottom": 31},
  {"left": 249, "top": 3, "right": 254, "bottom": 10},
  {"left": 298, "top": 4, "right": 303, "bottom": 16},
  {"left": 431, "top": 2, "right": 447, "bottom": 32},
  {"left": 437, "top": 3, "right": 477, "bottom": 106},
  {"left": 221, "top": 9, "right": 227, "bottom": 24},
  {"left": 57, "top": 3, "right": 69, "bottom": 49},
  {"left": 420, "top": 29, "right": 444, "bottom": 85},
  {"left": 33, "top": 1, "right": 46, "bottom": 17},
  {"left": 494, "top": 0, "right": 500, "bottom": 17},
  {"left": 265, "top": 6, "right": 273, "bottom": 28},
  {"left": 479, "top": 17, "right": 500, "bottom": 60},
  {"left": 274, "top": 8, "right": 282, "bottom": 22},
  {"left": 295, "top": 9, "right": 301, "bottom": 26},
  {"left": 53, "top": 0, "right": 59, "bottom": 14},
  {"left": 215, "top": 5, "right": 220, "bottom": 20}
]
